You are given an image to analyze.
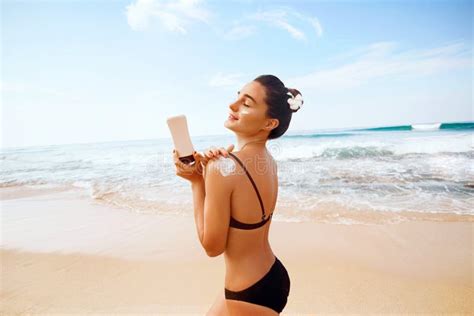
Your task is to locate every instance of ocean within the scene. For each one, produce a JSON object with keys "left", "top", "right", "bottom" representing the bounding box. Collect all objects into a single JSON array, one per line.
[{"left": 1, "top": 121, "right": 473, "bottom": 225}]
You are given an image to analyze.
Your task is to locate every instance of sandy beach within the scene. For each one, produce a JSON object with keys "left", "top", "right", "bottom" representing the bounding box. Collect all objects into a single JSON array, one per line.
[
  {"left": 1, "top": 187, "right": 473, "bottom": 314},
  {"left": 3, "top": 0, "right": 473, "bottom": 314}
]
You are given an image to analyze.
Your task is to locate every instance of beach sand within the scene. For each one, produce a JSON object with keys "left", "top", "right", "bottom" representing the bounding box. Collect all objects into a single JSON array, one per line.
[{"left": 1, "top": 188, "right": 473, "bottom": 314}]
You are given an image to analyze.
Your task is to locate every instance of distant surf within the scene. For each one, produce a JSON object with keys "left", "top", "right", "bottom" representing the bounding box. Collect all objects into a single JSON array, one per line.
[
  {"left": 285, "top": 121, "right": 473, "bottom": 138},
  {"left": 354, "top": 121, "right": 473, "bottom": 132}
]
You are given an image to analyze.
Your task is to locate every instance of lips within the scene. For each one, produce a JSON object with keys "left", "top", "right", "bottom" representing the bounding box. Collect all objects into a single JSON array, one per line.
[{"left": 228, "top": 113, "right": 239, "bottom": 121}]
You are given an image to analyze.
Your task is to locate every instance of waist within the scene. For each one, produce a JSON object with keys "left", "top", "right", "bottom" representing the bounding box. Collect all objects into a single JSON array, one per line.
[{"left": 224, "top": 251, "right": 276, "bottom": 287}]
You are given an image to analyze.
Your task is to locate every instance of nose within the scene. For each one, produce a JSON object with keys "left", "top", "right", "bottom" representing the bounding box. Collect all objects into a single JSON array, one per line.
[{"left": 229, "top": 100, "right": 239, "bottom": 112}]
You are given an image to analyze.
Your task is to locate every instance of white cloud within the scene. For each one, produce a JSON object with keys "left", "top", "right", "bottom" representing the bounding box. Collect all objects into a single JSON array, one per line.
[
  {"left": 126, "top": 0, "right": 155, "bottom": 31},
  {"left": 307, "top": 16, "right": 323, "bottom": 37},
  {"left": 167, "top": 0, "right": 210, "bottom": 24},
  {"left": 125, "top": 0, "right": 211, "bottom": 33},
  {"left": 273, "top": 19, "right": 306, "bottom": 41},
  {"left": 209, "top": 72, "right": 244, "bottom": 87},
  {"left": 125, "top": 2, "right": 323, "bottom": 41},
  {"left": 287, "top": 41, "right": 472, "bottom": 92},
  {"left": 249, "top": 8, "right": 323, "bottom": 41}
]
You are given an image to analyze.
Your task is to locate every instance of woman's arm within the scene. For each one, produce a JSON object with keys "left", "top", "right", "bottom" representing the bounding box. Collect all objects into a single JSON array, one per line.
[
  {"left": 172, "top": 150, "right": 207, "bottom": 247},
  {"left": 173, "top": 146, "right": 234, "bottom": 257},
  {"left": 190, "top": 160, "right": 232, "bottom": 257},
  {"left": 191, "top": 178, "right": 206, "bottom": 247}
]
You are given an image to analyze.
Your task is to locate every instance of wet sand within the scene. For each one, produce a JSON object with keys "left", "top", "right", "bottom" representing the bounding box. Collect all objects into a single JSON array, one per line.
[{"left": 1, "top": 189, "right": 473, "bottom": 314}]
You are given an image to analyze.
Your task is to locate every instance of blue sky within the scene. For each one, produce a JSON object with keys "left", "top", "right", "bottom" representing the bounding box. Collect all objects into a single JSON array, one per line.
[{"left": 1, "top": 0, "right": 472, "bottom": 148}]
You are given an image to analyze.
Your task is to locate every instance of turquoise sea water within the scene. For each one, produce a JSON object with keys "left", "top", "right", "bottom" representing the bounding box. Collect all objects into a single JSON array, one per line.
[{"left": 1, "top": 121, "right": 473, "bottom": 225}]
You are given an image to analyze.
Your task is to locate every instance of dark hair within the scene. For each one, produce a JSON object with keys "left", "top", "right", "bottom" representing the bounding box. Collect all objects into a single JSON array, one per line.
[{"left": 254, "top": 74, "right": 302, "bottom": 140}]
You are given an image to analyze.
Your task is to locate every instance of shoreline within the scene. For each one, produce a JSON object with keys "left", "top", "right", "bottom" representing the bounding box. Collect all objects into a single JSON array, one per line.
[
  {"left": 1, "top": 189, "right": 473, "bottom": 314},
  {"left": 2, "top": 185, "right": 473, "bottom": 225}
]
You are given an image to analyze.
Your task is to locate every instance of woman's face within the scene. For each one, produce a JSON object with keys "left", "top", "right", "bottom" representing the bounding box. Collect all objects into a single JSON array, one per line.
[{"left": 224, "top": 80, "right": 277, "bottom": 136}]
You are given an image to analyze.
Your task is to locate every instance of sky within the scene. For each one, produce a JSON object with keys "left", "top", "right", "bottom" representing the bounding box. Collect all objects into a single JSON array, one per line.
[{"left": 1, "top": 0, "right": 473, "bottom": 149}]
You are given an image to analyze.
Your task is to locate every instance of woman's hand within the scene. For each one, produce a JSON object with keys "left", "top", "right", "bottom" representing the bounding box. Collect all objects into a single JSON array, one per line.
[
  {"left": 200, "top": 144, "right": 235, "bottom": 169},
  {"left": 173, "top": 149, "right": 205, "bottom": 183},
  {"left": 172, "top": 144, "right": 234, "bottom": 182}
]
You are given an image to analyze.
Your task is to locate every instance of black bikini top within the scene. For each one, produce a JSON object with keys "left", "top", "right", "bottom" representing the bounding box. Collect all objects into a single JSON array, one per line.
[{"left": 227, "top": 152, "right": 273, "bottom": 230}]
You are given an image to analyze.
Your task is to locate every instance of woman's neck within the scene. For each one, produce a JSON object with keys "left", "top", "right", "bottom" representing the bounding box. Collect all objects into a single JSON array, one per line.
[{"left": 236, "top": 134, "right": 267, "bottom": 152}]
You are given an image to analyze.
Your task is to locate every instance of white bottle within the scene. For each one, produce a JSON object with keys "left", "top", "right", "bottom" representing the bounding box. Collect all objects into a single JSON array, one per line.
[{"left": 166, "top": 115, "right": 195, "bottom": 164}]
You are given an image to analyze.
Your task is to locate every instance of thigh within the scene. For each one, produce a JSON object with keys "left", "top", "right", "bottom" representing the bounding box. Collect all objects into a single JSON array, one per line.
[
  {"left": 206, "top": 290, "right": 229, "bottom": 316},
  {"left": 226, "top": 299, "right": 279, "bottom": 316}
]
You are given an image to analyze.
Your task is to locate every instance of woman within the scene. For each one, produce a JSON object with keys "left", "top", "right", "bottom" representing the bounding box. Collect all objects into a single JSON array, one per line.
[{"left": 173, "top": 74, "right": 303, "bottom": 315}]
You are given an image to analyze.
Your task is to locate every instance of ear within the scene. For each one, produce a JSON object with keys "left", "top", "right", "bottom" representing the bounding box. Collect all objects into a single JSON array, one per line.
[{"left": 264, "top": 118, "right": 279, "bottom": 132}]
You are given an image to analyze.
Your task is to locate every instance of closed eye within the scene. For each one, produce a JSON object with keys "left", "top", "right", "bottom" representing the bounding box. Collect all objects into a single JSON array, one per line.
[{"left": 237, "top": 91, "right": 253, "bottom": 107}]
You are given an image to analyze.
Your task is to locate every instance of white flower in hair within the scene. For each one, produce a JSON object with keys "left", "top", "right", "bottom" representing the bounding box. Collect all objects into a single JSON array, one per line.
[{"left": 287, "top": 92, "right": 303, "bottom": 111}]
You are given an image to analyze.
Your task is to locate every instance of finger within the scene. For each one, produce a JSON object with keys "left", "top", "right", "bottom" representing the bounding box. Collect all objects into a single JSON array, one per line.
[
  {"left": 193, "top": 151, "right": 204, "bottom": 162},
  {"left": 193, "top": 151, "right": 206, "bottom": 173},
  {"left": 174, "top": 152, "right": 183, "bottom": 164},
  {"left": 226, "top": 144, "right": 235, "bottom": 152},
  {"left": 174, "top": 159, "right": 185, "bottom": 169},
  {"left": 208, "top": 146, "right": 217, "bottom": 156},
  {"left": 199, "top": 153, "right": 209, "bottom": 162},
  {"left": 194, "top": 151, "right": 205, "bottom": 160},
  {"left": 192, "top": 151, "right": 201, "bottom": 167},
  {"left": 172, "top": 149, "right": 179, "bottom": 164},
  {"left": 218, "top": 147, "right": 229, "bottom": 157},
  {"left": 200, "top": 155, "right": 210, "bottom": 164},
  {"left": 173, "top": 152, "right": 186, "bottom": 168}
]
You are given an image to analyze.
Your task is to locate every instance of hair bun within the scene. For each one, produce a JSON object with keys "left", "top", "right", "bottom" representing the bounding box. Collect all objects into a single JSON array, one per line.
[{"left": 286, "top": 88, "right": 303, "bottom": 113}]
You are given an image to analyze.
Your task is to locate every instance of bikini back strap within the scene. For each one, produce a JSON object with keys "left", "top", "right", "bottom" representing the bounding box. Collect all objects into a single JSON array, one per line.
[{"left": 228, "top": 152, "right": 266, "bottom": 217}]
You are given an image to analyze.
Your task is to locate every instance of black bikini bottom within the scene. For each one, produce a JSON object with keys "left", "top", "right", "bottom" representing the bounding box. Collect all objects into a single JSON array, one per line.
[{"left": 224, "top": 256, "right": 290, "bottom": 314}]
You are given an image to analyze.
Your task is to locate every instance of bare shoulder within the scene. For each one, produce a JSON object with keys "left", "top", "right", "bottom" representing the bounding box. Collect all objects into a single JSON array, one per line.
[{"left": 205, "top": 157, "right": 239, "bottom": 186}]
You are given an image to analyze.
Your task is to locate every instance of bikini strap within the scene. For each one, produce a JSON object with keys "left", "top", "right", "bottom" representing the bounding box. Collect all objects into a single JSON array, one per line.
[{"left": 228, "top": 152, "right": 266, "bottom": 219}]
